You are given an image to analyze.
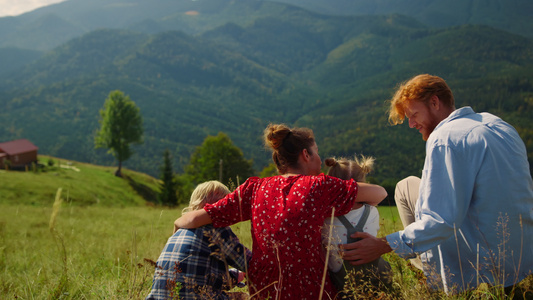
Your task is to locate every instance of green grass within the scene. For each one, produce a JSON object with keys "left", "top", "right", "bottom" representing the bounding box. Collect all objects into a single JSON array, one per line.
[
  {"left": 0, "top": 202, "right": 178, "bottom": 299},
  {"left": 0, "top": 201, "right": 399, "bottom": 299},
  {"left": 1, "top": 200, "right": 532, "bottom": 299},
  {"left": 1, "top": 158, "right": 532, "bottom": 299},
  {"left": 0, "top": 155, "right": 160, "bottom": 206}
]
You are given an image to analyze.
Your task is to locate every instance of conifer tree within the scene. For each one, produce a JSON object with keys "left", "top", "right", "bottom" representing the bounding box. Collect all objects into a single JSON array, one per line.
[{"left": 158, "top": 149, "right": 178, "bottom": 206}]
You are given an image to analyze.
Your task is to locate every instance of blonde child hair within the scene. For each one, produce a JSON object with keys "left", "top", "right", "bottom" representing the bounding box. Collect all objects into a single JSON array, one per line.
[
  {"left": 323, "top": 155, "right": 392, "bottom": 291},
  {"left": 182, "top": 181, "right": 230, "bottom": 214},
  {"left": 324, "top": 155, "right": 375, "bottom": 182}
]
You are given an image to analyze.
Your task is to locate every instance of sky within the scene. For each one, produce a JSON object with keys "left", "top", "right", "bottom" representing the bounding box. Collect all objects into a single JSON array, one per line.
[{"left": 0, "top": 0, "right": 67, "bottom": 17}]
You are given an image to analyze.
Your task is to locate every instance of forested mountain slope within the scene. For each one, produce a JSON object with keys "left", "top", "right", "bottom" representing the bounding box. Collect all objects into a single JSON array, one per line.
[
  {"left": 1, "top": 0, "right": 531, "bottom": 52},
  {"left": 0, "top": 0, "right": 295, "bottom": 51},
  {"left": 1, "top": 4, "right": 532, "bottom": 183},
  {"left": 273, "top": 0, "right": 533, "bottom": 38}
]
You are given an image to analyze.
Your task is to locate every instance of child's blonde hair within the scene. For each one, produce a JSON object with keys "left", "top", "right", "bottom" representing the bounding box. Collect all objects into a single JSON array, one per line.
[
  {"left": 325, "top": 155, "right": 375, "bottom": 182},
  {"left": 182, "top": 181, "right": 230, "bottom": 214}
]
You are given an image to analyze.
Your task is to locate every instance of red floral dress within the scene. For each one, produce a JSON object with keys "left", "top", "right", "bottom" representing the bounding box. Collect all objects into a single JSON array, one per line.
[{"left": 204, "top": 174, "right": 358, "bottom": 299}]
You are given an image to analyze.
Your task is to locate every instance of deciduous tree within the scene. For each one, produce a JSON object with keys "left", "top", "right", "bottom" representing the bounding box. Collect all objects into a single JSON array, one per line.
[
  {"left": 259, "top": 163, "right": 278, "bottom": 178},
  {"left": 95, "top": 90, "right": 143, "bottom": 177},
  {"left": 185, "top": 132, "right": 254, "bottom": 187}
]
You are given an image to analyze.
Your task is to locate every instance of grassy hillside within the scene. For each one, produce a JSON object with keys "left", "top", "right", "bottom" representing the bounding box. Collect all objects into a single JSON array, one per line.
[
  {"left": 0, "top": 203, "right": 179, "bottom": 298},
  {"left": 0, "top": 155, "right": 160, "bottom": 206},
  {"left": 3, "top": 201, "right": 532, "bottom": 298},
  {"left": 0, "top": 200, "right": 401, "bottom": 299}
]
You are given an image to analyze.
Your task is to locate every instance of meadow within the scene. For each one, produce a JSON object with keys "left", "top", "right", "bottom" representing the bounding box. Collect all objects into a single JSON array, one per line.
[
  {"left": 3, "top": 200, "right": 531, "bottom": 299},
  {"left": 1, "top": 160, "right": 532, "bottom": 299},
  {"left": 0, "top": 199, "right": 400, "bottom": 299}
]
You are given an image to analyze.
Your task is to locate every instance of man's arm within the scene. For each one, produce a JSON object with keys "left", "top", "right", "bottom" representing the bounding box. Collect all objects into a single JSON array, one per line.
[
  {"left": 173, "top": 209, "right": 212, "bottom": 233},
  {"left": 342, "top": 232, "right": 392, "bottom": 265}
]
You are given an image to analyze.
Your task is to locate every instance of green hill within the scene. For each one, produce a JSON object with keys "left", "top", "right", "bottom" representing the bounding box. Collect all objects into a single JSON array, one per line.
[
  {"left": 0, "top": 28, "right": 301, "bottom": 175},
  {"left": 0, "top": 8, "right": 532, "bottom": 184},
  {"left": 0, "top": 155, "right": 160, "bottom": 206},
  {"left": 300, "top": 24, "right": 533, "bottom": 180},
  {"left": 0, "top": 47, "right": 42, "bottom": 76}
]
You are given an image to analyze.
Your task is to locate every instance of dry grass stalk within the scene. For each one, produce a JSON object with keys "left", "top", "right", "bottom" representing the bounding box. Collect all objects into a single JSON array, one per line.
[
  {"left": 319, "top": 207, "right": 336, "bottom": 300},
  {"left": 49, "top": 187, "right": 63, "bottom": 232},
  {"left": 48, "top": 188, "right": 69, "bottom": 299}
]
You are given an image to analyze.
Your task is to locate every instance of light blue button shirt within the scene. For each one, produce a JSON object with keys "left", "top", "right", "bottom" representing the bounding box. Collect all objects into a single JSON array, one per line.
[{"left": 386, "top": 107, "right": 533, "bottom": 293}]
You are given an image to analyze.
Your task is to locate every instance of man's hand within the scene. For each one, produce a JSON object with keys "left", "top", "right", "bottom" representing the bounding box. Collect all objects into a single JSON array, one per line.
[{"left": 342, "top": 232, "right": 392, "bottom": 265}]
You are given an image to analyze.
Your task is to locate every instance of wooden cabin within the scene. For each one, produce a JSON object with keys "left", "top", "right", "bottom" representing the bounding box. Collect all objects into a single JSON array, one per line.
[{"left": 0, "top": 139, "right": 38, "bottom": 169}]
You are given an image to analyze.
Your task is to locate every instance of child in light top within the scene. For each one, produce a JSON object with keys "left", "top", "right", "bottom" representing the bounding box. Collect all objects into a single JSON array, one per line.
[{"left": 322, "top": 156, "right": 391, "bottom": 295}]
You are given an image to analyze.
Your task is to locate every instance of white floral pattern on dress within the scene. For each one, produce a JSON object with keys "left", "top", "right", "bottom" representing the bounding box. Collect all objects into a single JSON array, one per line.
[{"left": 205, "top": 174, "right": 358, "bottom": 299}]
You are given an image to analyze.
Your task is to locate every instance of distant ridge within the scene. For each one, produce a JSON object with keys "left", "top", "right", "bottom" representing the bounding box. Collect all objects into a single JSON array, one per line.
[
  {"left": 1, "top": 0, "right": 531, "bottom": 51},
  {"left": 0, "top": 1, "right": 531, "bottom": 182},
  {"left": 272, "top": 0, "right": 533, "bottom": 38}
]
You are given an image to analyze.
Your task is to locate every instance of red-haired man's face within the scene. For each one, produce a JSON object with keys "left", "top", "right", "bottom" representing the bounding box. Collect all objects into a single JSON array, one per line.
[{"left": 405, "top": 99, "right": 442, "bottom": 141}]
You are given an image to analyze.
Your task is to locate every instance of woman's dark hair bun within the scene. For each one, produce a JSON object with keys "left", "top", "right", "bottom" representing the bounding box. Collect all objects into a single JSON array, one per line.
[
  {"left": 264, "top": 124, "right": 291, "bottom": 150},
  {"left": 263, "top": 123, "right": 315, "bottom": 174}
]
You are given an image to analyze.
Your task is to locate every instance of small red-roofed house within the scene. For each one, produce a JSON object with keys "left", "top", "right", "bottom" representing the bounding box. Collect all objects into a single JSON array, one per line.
[{"left": 0, "top": 139, "right": 38, "bottom": 169}]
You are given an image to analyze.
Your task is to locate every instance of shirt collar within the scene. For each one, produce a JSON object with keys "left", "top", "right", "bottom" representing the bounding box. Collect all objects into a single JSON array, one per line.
[{"left": 434, "top": 106, "right": 475, "bottom": 132}]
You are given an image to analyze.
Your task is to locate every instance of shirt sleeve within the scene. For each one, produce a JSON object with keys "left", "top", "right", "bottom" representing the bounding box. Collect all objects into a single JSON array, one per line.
[
  {"left": 209, "top": 227, "right": 252, "bottom": 272},
  {"left": 204, "top": 177, "right": 258, "bottom": 228},
  {"left": 314, "top": 174, "right": 358, "bottom": 218},
  {"left": 387, "top": 140, "right": 480, "bottom": 258}
]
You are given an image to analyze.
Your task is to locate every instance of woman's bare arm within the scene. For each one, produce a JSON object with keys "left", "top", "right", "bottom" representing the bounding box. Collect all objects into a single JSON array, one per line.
[
  {"left": 354, "top": 182, "right": 387, "bottom": 208},
  {"left": 173, "top": 209, "right": 212, "bottom": 233}
]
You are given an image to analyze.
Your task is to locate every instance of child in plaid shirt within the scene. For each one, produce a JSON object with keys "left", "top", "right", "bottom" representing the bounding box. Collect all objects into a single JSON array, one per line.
[{"left": 146, "top": 181, "right": 251, "bottom": 300}]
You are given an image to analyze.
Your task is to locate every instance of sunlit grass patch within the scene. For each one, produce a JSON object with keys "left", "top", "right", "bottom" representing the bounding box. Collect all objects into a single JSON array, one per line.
[
  {"left": 0, "top": 201, "right": 180, "bottom": 299},
  {"left": 1, "top": 199, "right": 532, "bottom": 299}
]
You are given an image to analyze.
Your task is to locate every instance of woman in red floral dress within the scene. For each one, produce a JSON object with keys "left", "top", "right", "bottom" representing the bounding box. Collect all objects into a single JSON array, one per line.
[{"left": 174, "top": 124, "right": 387, "bottom": 299}]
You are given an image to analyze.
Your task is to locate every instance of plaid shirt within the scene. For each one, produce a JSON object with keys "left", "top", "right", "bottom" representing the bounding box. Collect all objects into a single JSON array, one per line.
[{"left": 146, "top": 225, "right": 251, "bottom": 300}]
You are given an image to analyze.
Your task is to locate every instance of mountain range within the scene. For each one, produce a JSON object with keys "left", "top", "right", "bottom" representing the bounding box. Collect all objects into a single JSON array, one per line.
[
  {"left": 275, "top": 0, "right": 533, "bottom": 38},
  {"left": 0, "top": 0, "right": 531, "bottom": 53},
  {"left": 0, "top": 0, "right": 532, "bottom": 183}
]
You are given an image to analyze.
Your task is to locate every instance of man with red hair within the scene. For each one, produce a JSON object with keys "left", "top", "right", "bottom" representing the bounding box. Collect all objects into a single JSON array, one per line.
[{"left": 344, "top": 74, "right": 533, "bottom": 295}]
